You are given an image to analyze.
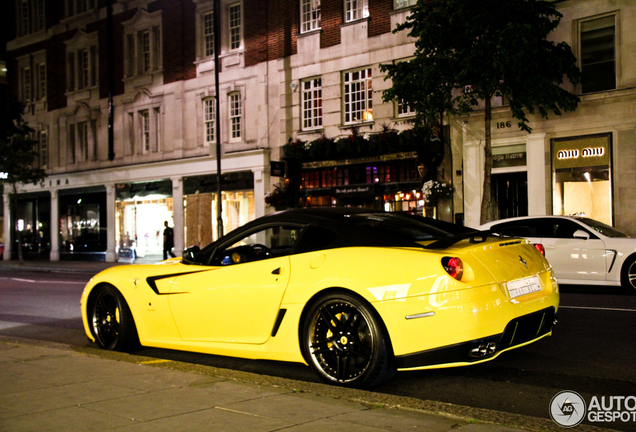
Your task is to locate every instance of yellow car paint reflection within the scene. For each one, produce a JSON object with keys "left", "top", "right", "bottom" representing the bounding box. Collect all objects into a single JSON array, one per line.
[{"left": 80, "top": 209, "right": 559, "bottom": 389}]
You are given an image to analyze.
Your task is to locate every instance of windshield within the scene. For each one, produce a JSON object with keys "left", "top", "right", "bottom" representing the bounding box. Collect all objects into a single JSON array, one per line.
[
  {"left": 579, "top": 218, "right": 629, "bottom": 238},
  {"left": 345, "top": 213, "right": 474, "bottom": 241}
]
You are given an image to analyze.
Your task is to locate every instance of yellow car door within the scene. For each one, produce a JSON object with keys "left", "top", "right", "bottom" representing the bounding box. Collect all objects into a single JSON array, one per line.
[{"left": 167, "top": 256, "right": 291, "bottom": 344}]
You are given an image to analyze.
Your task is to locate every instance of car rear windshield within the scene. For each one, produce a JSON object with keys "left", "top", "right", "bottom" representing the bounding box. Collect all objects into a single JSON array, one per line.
[
  {"left": 345, "top": 213, "right": 472, "bottom": 241},
  {"left": 580, "top": 218, "right": 629, "bottom": 238}
]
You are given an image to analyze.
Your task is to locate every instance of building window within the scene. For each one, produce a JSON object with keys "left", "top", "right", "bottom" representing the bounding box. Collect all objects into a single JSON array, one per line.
[
  {"left": 229, "top": 3, "right": 241, "bottom": 51},
  {"left": 69, "top": 123, "right": 76, "bottom": 164},
  {"left": 141, "top": 110, "right": 150, "bottom": 153},
  {"left": 203, "top": 11, "right": 215, "bottom": 57},
  {"left": 397, "top": 99, "right": 414, "bottom": 118},
  {"left": 65, "top": 0, "right": 96, "bottom": 17},
  {"left": 39, "top": 130, "right": 48, "bottom": 168},
  {"left": 65, "top": 32, "right": 98, "bottom": 93},
  {"left": 68, "top": 47, "right": 97, "bottom": 90},
  {"left": 302, "top": 78, "right": 322, "bottom": 130},
  {"left": 394, "top": 0, "right": 416, "bottom": 9},
  {"left": 21, "top": 66, "right": 32, "bottom": 102},
  {"left": 343, "top": 67, "right": 373, "bottom": 124},
  {"left": 229, "top": 92, "right": 242, "bottom": 141},
  {"left": 16, "top": 0, "right": 45, "bottom": 36},
  {"left": 301, "top": 0, "right": 321, "bottom": 33},
  {"left": 580, "top": 15, "right": 616, "bottom": 93},
  {"left": 78, "top": 48, "right": 89, "bottom": 89},
  {"left": 36, "top": 62, "right": 46, "bottom": 101},
  {"left": 344, "top": 0, "right": 367, "bottom": 23},
  {"left": 78, "top": 121, "right": 89, "bottom": 162},
  {"left": 123, "top": 10, "right": 163, "bottom": 78},
  {"left": 125, "top": 26, "right": 161, "bottom": 76},
  {"left": 204, "top": 98, "right": 216, "bottom": 143}
]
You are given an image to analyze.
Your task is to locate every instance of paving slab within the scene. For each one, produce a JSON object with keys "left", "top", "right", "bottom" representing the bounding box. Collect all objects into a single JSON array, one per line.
[{"left": 0, "top": 329, "right": 618, "bottom": 432}]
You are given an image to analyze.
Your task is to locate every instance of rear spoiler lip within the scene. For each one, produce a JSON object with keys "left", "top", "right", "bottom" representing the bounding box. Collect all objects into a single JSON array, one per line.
[{"left": 423, "top": 229, "right": 521, "bottom": 250}]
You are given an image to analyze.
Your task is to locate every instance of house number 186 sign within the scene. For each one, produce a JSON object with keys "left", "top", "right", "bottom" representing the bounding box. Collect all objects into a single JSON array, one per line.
[{"left": 496, "top": 121, "right": 512, "bottom": 129}]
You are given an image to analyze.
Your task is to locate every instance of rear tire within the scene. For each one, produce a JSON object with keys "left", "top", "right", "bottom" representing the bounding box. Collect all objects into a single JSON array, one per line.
[
  {"left": 621, "top": 256, "right": 636, "bottom": 292},
  {"left": 302, "top": 292, "right": 395, "bottom": 388},
  {"left": 90, "top": 285, "right": 139, "bottom": 351}
]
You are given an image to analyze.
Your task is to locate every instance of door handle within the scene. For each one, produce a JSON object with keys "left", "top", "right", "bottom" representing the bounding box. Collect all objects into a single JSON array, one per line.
[{"left": 271, "top": 268, "right": 281, "bottom": 275}]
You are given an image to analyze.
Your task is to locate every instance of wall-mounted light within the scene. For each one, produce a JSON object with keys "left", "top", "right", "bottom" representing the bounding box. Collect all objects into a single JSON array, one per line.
[{"left": 290, "top": 82, "right": 297, "bottom": 92}]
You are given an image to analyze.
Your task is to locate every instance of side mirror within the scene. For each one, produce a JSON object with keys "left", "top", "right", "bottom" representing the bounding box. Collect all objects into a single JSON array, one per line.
[
  {"left": 573, "top": 229, "right": 590, "bottom": 240},
  {"left": 182, "top": 245, "right": 202, "bottom": 263}
]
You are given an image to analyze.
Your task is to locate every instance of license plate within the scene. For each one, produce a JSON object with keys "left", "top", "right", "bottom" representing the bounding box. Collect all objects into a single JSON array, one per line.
[{"left": 506, "top": 276, "right": 542, "bottom": 298}]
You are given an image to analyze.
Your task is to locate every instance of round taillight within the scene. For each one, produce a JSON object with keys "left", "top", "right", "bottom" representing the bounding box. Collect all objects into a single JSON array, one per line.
[
  {"left": 442, "top": 257, "right": 464, "bottom": 281},
  {"left": 533, "top": 243, "right": 545, "bottom": 256}
]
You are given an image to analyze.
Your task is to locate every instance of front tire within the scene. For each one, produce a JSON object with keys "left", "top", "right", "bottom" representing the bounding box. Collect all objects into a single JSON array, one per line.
[
  {"left": 302, "top": 292, "right": 395, "bottom": 388},
  {"left": 621, "top": 256, "right": 636, "bottom": 292},
  {"left": 90, "top": 285, "right": 139, "bottom": 351}
]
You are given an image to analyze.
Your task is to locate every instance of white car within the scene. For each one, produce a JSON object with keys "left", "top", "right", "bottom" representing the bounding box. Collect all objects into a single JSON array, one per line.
[{"left": 478, "top": 216, "right": 636, "bottom": 290}]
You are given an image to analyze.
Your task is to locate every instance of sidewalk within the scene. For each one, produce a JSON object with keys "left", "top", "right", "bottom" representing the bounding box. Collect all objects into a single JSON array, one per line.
[
  {"left": 0, "top": 259, "right": 611, "bottom": 432},
  {"left": 0, "top": 340, "right": 574, "bottom": 432}
]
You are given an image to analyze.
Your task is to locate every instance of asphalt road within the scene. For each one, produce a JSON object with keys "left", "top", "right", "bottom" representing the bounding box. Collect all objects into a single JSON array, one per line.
[{"left": 1, "top": 269, "right": 635, "bottom": 431}]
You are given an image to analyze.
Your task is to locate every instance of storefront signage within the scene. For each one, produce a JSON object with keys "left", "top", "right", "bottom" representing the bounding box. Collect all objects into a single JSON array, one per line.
[
  {"left": 492, "top": 144, "right": 526, "bottom": 169},
  {"left": 493, "top": 152, "right": 526, "bottom": 168},
  {"left": 557, "top": 147, "right": 605, "bottom": 160},
  {"left": 333, "top": 185, "right": 375, "bottom": 198},
  {"left": 553, "top": 135, "right": 610, "bottom": 170},
  {"left": 302, "top": 151, "right": 418, "bottom": 170},
  {"left": 270, "top": 161, "right": 285, "bottom": 177}
]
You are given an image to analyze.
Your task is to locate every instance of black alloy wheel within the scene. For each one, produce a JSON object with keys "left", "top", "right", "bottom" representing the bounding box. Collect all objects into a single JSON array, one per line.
[
  {"left": 303, "top": 293, "right": 395, "bottom": 388},
  {"left": 90, "top": 285, "right": 138, "bottom": 351}
]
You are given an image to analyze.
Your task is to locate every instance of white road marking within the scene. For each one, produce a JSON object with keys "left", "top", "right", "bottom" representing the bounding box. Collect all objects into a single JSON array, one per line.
[
  {"left": 560, "top": 305, "right": 636, "bottom": 313},
  {"left": 0, "top": 277, "right": 85, "bottom": 285}
]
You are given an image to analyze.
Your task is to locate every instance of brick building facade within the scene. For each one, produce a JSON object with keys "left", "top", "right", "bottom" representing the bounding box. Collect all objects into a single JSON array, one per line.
[{"left": 4, "top": 0, "right": 636, "bottom": 262}]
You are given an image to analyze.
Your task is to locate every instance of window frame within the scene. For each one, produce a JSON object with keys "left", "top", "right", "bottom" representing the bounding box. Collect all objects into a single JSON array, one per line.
[
  {"left": 203, "top": 11, "right": 215, "bottom": 58},
  {"left": 301, "top": 77, "right": 323, "bottom": 131},
  {"left": 16, "top": 0, "right": 46, "bottom": 37},
  {"left": 342, "top": 66, "right": 374, "bottom": 125},
  {"left": 579, "top": 13, "right": 617, "bottom": 94},
  {"left": 65, "top": 31, "right": 99, "bottom": 94},
  {"left": 228, "top": 2, "right": 242, "bottom": 52},
  {"left": 122, "top": 10, "right": 163, "bottom": 79},
  {"left": 39, "top": 129, "right": 48, "bottom": 168},
  {"left": 396, "top": 98, "right": 415, "bottom": 118},
  {"left": 300, "top": 0, "right": 321, "bottom": 33},
  {"left": 344, "top": 0, "right": 368, "bottom": 23},
  {"left": 21, "top": 66, "right": 32, "bottom": 103},
  {"left": 393, "top": 0, "right": 416, "bottom": 10},
  {"left": 140, "top": 110, "right": 150, "bottom": 153},
  {"left": 229, "top": 91, "right": 242, "bottom": 141},
  {"left": 204, "top": 97, "right": 216, "bottom": 144}
]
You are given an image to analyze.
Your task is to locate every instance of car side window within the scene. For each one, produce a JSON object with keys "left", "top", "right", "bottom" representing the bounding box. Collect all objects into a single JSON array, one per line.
[
  {"left": 490, "top": 221, "right": 537, "bottom": 237},
  {"left": 212, "top": 225, "right": 303, "bottom": 266},
  {"left": 294, "top": 226, "right": 338, "bottom": 254},
  {"left": 552, "top": 220, "right": 596, "bottom": 239}
]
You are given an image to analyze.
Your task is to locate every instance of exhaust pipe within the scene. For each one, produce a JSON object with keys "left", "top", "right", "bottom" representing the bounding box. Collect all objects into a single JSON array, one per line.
[{"left": 470, "top": 341, "right": 497, "bottom": 358}]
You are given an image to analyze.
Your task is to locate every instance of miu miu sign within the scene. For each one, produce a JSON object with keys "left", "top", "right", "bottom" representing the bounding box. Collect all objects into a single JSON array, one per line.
[{"left": 557, "top": 147, "right": 605, "bottom": 160}]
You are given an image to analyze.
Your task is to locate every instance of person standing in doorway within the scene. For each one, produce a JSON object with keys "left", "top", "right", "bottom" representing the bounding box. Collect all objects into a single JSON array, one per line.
[{"left": 163, "top": 221, "right": 176, "bottom": 259}]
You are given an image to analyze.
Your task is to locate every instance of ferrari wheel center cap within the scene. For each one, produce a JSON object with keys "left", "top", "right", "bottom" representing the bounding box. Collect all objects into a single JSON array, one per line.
[{"left": 340, "top": 336, "right": 348, "bottom": 345}]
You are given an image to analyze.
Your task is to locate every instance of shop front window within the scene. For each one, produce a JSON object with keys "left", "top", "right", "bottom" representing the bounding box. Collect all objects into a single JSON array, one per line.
[
  {"left": 184, "top": 172, "right": 256, "bottom": 246},
  {"left": 62, "top": 203, "right": 100, "bottom": 251},
  {"left": 115, "top": 180, "right": 173, "bottom": 261},
  {"left": 58, "top": 191, "right": 106, "bottom": 258},
  {"left": 552, "top": 134, "right": 612, "bottom": 225}
]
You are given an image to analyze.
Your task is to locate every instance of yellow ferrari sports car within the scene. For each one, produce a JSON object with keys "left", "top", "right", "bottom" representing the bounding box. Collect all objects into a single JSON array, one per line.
[{"left": 80, "top": 208, "right": 559, "bottom": 388}]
